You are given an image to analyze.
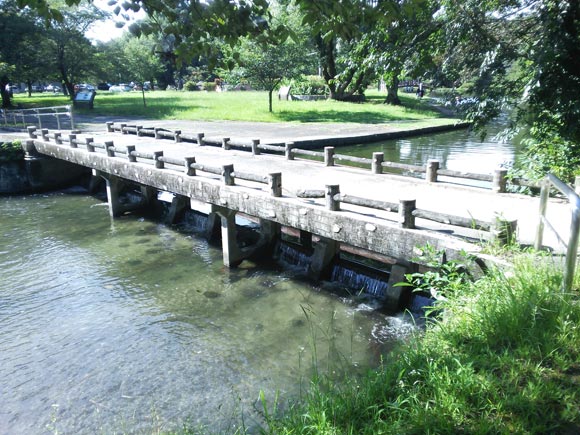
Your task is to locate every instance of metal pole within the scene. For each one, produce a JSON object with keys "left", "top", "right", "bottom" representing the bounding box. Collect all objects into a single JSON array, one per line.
[
  {"left": 534, "top": 179, "right": 549, "bottom": 250},
  {"left": 563, "top": 206, "right": 580, "bottom": 292}
]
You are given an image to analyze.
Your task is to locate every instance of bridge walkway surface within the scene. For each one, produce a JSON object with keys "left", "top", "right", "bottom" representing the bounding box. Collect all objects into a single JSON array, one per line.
[{"left": 25, "top": 119, "right": 570, "bottom": 255}]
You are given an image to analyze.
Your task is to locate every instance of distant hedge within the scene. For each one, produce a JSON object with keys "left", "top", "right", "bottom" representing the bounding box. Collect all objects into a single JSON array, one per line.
[{"left": 0, "top": 141, "right": 24, "bottom": 162}]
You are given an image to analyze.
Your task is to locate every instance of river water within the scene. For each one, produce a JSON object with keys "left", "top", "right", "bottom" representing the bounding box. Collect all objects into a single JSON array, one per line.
[
  {"left": 0, "top": 192, "right": 412, "bottom": 435},
  {"left": 0, "top": 121, "right": 520, "bottom": 434}
]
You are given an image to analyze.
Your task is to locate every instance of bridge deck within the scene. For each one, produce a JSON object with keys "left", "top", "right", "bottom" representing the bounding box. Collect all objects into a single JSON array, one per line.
[{"left": 28, "top": 124, "right": 570, "bottom": 255}]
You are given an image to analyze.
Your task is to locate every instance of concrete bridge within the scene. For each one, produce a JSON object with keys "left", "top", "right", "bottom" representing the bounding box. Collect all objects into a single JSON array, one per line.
[{"left": 19, "top": 123, "right": 573, "bottom": 305}]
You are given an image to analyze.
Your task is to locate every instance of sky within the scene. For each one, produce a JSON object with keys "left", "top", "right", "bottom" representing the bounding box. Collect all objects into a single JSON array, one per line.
[{"left": 85, "top": 0, "right": 145, "bottom": 43}]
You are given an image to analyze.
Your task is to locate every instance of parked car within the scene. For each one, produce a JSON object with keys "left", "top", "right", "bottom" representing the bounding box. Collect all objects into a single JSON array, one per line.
[
  {"left": 109, "top": 84, "right": 133, "bottom": 92},
  {"left": 45, "top": 84, "right": 61, "bottom": 93},
  {"left": 97, "top": 83, "right": 111, "bottom": 91}
]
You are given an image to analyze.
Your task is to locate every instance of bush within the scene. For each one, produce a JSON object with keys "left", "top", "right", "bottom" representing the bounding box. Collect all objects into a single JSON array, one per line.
[
  {"left": 291, "top": 75, "right": 329, "bottom": 96},
  {"left": 183, "top": 81, "right": 199, "bottom": 91},
  {"left": 203, "top": 82, "right": 217, "bottom": 92},
  {"left": 0, "top": 141, "right": 23, "bottom": 162}
]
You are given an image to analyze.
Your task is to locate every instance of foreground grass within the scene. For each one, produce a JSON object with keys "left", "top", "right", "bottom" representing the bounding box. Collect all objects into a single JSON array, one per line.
[
  {"left": 256, "top": 254, "right": 580, "bottom": 435},
  {"left": 9, "top": 90, "right": 446, "bottom": 124}
]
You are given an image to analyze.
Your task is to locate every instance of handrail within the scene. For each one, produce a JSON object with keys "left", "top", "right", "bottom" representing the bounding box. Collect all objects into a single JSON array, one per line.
[
  {"left": 2, "top": 105, "right": 74, "bottom": 129},
  {"left": 535, "top": 173, "right": 580, "bottom": 291}
]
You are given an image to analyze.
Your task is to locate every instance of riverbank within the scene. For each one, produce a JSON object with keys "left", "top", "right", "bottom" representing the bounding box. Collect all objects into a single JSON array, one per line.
[{"left": 254, "top": 254, "right": 580, "bottom": 434}]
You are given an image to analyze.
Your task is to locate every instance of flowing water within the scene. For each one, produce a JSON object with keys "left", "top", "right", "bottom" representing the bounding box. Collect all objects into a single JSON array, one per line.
[
  {"left": 0, "top": 118, "right": 521, "bottom": 434},
  {"left": 0, "top": 192, "right": 410, "bottom": 435}
]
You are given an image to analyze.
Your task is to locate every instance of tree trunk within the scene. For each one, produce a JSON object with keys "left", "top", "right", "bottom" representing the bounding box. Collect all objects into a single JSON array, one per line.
[
  {"left": 385, "top": 75, "right": 401, "bottom": 105},
  {"left": 142, "top": 87, "right": 146, "bottom": 107},
  {"left": 268, "top": 89, "right": 273, "bottom": 112},
  {"left": 27, "top": 79, "right": 32, "bottom": 97},
  {"left": 0, "top": 77, "right": 12, "bottom": 108}
]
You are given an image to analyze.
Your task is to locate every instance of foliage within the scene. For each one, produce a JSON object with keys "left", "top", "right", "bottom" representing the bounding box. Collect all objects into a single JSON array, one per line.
[
  {"left": 399, "top": 244, "right": 474, "bottom": 302},
  {"left": 0, "top": 141, "right": 23, "bottom": 162},
  {"left": 289, "top": 75, "right": 328, "bottom": 96},
  {"left": 266, "top": 254, "right": 580, "bottom": 434}
]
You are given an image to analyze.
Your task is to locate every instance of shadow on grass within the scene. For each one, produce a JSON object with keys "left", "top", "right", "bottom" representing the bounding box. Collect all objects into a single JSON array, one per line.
[{"left": 274, "top": 109, "right": 406, "bottom": 124}]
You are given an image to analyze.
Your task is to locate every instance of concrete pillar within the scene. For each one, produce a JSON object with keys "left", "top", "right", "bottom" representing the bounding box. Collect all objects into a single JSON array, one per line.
[
  {"left": 213, "top": 206, "right": 244, "bottom": 267},
  {"left": 399, "top": 199, "right": 416, "bottom": 229},
  {"left": 222, "top": 137, "right": 230, "bottom": 150},
  {"left": 106, "top": 121, "right": 114, "bottom": 132},
  {"left": 105, "top": 141, "right": 115, "bottom": 157},
  {"left": 222, "top": 164, "right": 235, "bottom": 186},
  {"left": 27, "top": 126, "right": 37, "bottom": 138},
  {"left": 166, "top": 194, "right": 190, "bottom": 224},
  {"left": 385, "top": 264, "right": 409, "bottom": 312},
  {"left": 308, "top": 237, "right": 339, "bottom": 280},
  {"left": 426, "top": 159, "right": 439, "bottom": 183},
  {"left": 492, "top": 168, "right": 508, "bottom": 193},
  {"left": 101, "top": 173, "right": 124, "bottom": 217},
  {"left": 54, "top": 132, "right": 63, "bottom": 144},
  {"left": 372, "top": 152, "right": 384, "bottom": 174},
  {"left": 120, "top": 123, "right": 127, "bottom": 134},
  {"left": 324, "top": 147, "right": 335, "bottom": 166},
  {"left": 268, "top": 172, "right": 282, "bottom": 197},
  {"left": 184, "top": 156, "right": 196, "bottom": 176},
  {"left": 126, "top": 145, "right": 136, "bottom": 162},
  {"left": 174, "top": 130, "right": 182, "bottom": 143},
  {"left": 251, "top": 139, "right": 260, "bottom": 155},
  {"left": 285, "top": 142, "right": 295, "bottom": 160},
  {"left": 85, "top": 137, "right": 95, "bottom": 152},
  {"left": 257, "top": 218, "right": 281, "bottom": 255},
  {"left": 326, "top": 185, "right": 340, "bottom": 211},
  {"left": 68, "top": 134, "right": 77, "bottom": 148},
  {"left": 197, "top": 133, "right": 205, "bottom": 146},
  {"left": 153, "top": 151, "right": 164, "bottom": 169}
]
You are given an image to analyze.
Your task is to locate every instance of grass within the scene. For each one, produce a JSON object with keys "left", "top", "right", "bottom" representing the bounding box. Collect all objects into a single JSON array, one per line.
[
  {"left": 8, "top": 89, "right": 448, "bottom": 124},
  {"left": 258, "top": 253, "right": 580, "bottom": 435}
]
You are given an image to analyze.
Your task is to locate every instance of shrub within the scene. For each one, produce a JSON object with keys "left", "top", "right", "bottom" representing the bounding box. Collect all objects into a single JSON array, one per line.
[
  {"left": 0, "top": 141, "right": 24, "bottom": 162},
  {"left": 183, "top": 81, "right": 199, "bottom": 91},
  {"left": 291, "top": 75, "right": 329, "bottom": 96}
]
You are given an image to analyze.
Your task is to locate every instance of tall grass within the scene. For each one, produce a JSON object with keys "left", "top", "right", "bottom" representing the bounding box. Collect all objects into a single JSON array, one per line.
[
  {"left": 10, "top": 90, "right": 449, "bottom": 124},
  {"left": 264, "top": 254, "right": 580, "bottom": 434}
]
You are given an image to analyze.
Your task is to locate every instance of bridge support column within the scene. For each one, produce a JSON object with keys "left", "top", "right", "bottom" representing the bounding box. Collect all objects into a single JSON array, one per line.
[
  {"left": 94, "top": 170, "right": 125, "bottom": 217},
  {"left": 257, "top": 218, "right": 281, "bottom": 255},
  {"left": 211, "top": 205, "right": 245, "bottom": 267},
  {"left": 299, "top": 230, "right": 313, "bottom": 249},
  {"left": 308, "top": 237, "right": 339, "bottom": 280},
  {"left": 166, "top": 194, "right": 190, "bottom": 224},
  {"left": 385, "top": 264, "right": 415, "bottom": 312}
]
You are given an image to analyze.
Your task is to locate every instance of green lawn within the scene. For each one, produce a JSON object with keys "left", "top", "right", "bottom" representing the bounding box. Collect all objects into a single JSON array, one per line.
[{"left": 9, "top": 89, "right": 448, "bottom": 124}]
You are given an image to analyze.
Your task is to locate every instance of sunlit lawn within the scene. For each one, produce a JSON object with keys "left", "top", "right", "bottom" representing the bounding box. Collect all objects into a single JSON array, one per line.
[{"left": 9, "top": 89, "right": 451, "bottom": 124}]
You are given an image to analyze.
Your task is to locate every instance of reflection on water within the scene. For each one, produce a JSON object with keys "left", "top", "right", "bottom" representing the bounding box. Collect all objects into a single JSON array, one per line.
[
  {"left": 0, "top": 193, "right": 410, "bottom": 434},
  {"left": 339, "top": 117, "right": 523, "bottom": 176}
]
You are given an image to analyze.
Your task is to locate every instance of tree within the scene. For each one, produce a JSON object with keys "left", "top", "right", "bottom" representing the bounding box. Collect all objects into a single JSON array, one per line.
[{"left": 122, "top": 36, "right": 163, "bottom": 107}]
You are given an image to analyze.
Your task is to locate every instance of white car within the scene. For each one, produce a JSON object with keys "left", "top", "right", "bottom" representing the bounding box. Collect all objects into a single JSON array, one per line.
[{"left": 109, "top": 84, "right": 133, "bottom": 92}]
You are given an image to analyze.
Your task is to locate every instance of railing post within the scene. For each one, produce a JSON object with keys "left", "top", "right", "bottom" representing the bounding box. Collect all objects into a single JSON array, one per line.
[
  {"left": 326, "top": 185, "right": 340, "bottom": 211},
  {"left": 493, "top": 168, "right": 508, "bottom": 193},
  {"left": 54, "top": 132, "right": 63, "bottom": 144},
  {"left": 174, "top": 130, "right": 182, "bottom": 143},
  {"left": 324, "top": 147, "right": 335, "bottom": 166},
  {"left": 426, "top": 159, "right": 439, "bottom": 183},
  {"left": 136, "top": 125, "right": 143, "bottom": 137},
  {"left": 197, "top": 133, "right": 205, "bottom": 146},
  {"left": 491, "top": 215, "right": 517, "bottom": 246},
  {"left": 184, "top": 157, "right": 196, "bottom": 176},
  {"left": 41, "top": 129, "right": 49, "bottom": 141},
  {"left": 68, "top": 134, "right": 77, "bottom": 148},
  {"left": 372, "top": 152, "right": 384, "bottom": 174},
  {"left": 534, "top": 179, "right": 549, "bottom": 250},
  {"left": 126, "top": 145, "right": 136, "bottom": 161},
  {"left": 105, "top": 141, "right": 115, "bottom": 157},
  {"left": 120, "top": 123, "right": 127, "bottom": 134},
  {"left": 251, "top": 139, "right": 260, "bottom": 155},
  {"left": 27, "top": 126, "right": 37, "bottom": 138},
  {"left": 222, "top": 164, "right": 235, "bottom": 186},
  {"left": 154, "top": 127, "right": 162, "bottom": 139},
  {"left": 106, "top": 121, "right": 114, "bottom": 132},
  {"left": 222, "top": 137, "right": 230, "bottom": 150},
  {"left": 285, "top": 142, "right": 294, "bottom": 160},
  {"left": 563, "top": 204, "right": 580, "bottom": 292},
  {"left": 85, "top": 137, "right": 95, "bottom": 152},
  {"left": 399, "top": 199, "right": 416, "bottom": 229},
  {"left": 269, "top": 172, "right": 282, "bottom": 197},
  {"left": 68, "top": 105, "right": 74, "bottom": 130},
  {"left": 153, "top": 151, "right": 164, "bottom": 169}
]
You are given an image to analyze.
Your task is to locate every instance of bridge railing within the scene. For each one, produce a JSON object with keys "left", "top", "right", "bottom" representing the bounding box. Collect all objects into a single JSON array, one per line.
[
  {"left": 535, "top": 173, "right": 580, "bottom": 292},
  {"left": 2, "top": 105, "right": 74, "bottom": 130},
  {"left": 104, "top": 122, "right": 537, "bottom": 194},
  {"left": 27, "top": 126, "right": 518, "bottom": 247}
]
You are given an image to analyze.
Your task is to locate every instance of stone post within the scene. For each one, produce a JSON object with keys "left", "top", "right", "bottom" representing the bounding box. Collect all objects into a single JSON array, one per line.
[
  {"left": 174, "top": 130, "right": 182, "bottom": 143},
  {"left": 154, "top": 127, "right": 162, "bottom": 139},
  {"left": 153, "top": 151, "right": 164, "bottom": 169},
  {"left": 326, "top": 184, "right": 340, "bottom": 211},
  {"left": 492, "top": 168, "right": 508, "bottom": 193},
  {"left": 120, "top": 123, "right": 127, "bottom": 134},
  {"left": 68, "top": 134, "right": 77, "bottom": 148},
  {"left": 324, "top": 147, "right": 335, "bottom": 166},
  {"left": 126, "top": 145, "right": 136, "bottom": 162},
  {"left": 285, "top": 142, "right": 295, "bottom": 160},
  {"left": 426, "top": 159, "right": 439, "bottom": 183},
  {"left": 269, "top": 172, "right": 282, "bottom": 197},
  {"left": 399, "top": 199, "right": 416, "bottom": 229},
  {"left": 251, "top": 139, "right": 260, "bottom": 155},
  {"left": 54, "top": 132, "right": 63, "bottom": 144},
  {"left": 106, "top": 121, "right": 114, "bottom": 132},
  {"left": 222, "top": 137, "right": 230, "bottom": 150},
  {"left": 222, "top": 164, "right": 235, "bottom": 186},
  {"left": 197, "top": 133, "right": 205, "bottom": 146},
  {"left": 27, "top": 126, "right": 37, "bottom": 138},
  {"left": 184, "top": 157, "right": 196, "bottom": 176},
  {"left": 41, "top": 129, "right": 49, "bottom": 141},
  {"left": 372, "top": 152, "right": 384, "bottom": 174},
  {"left": 105, "top": 141, "right": 115, "bottom": 157},
  {"left": 491, "top": 215, "right": 517, "bottom": 246},
  {"left": 85, "top": 137, "right": 95, "bottom": 152}
]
